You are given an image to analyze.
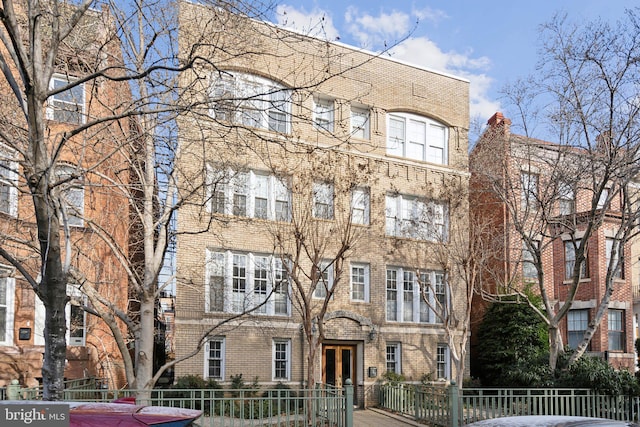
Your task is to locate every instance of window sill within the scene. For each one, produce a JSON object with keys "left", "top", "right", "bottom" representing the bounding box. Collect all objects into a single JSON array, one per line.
[{"left": 562, "top": 278, "right": 591, "bottom": 285}]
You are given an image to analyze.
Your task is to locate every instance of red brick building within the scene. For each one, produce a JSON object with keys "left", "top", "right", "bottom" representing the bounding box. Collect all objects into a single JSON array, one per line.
[
  {"left": 0, "top": 6, "right": 131, "bottom": 389},
  {"left": 470, "top": 112, "right": 635, "bottom": 371}
]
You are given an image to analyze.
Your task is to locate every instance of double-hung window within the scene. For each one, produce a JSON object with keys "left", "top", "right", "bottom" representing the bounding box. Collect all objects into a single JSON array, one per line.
[
  {"left": 386, "top": 194, "right": 448, "bottom": 241},
  {"left": 313, "top": 182, "right": 334, "bottom": 220},
  {"left": 47, "top": 75, "right": 85, "bottom": 124},
  {"left": 211, "top": 72, "right": 291, "bottom": 133},
  {"left": 386, "top": 343, "right": 401, "bottom": 374},
  {"left": 567, "top": 309, "right": 589, "bottom": 349},
  {"left": 55, "top": 165, "right": 84, "bottom": 227},
  {"left": 67, "top": 284, "right": 87, "bottom": 347},
  {"left": 387, "top": 113, "right": 447, "bottom": 164},
  {"left": 351, "top": 107, "right": 370, "bottom": 139},
  {"left": 206, "top": 337, "right": 225, "bottom": 380},
  {"left": 606, "top": 238, "right": 624, "bottom": 279},
  {"left": 608, "top": 309, "right": 624, "bottom": 351},
  {"left": 351, "top": 187, "right": 370, "bottom": 225},
  {"left": 206, "top": 250, "right": 290, "bottom": 316},
  {"left": 436, "top": 344, "right": 450, "bottom": 380},
  {"left": 565, "top": 239, "right": 588, "bottom": 280},
  {"left": 0, "top": 148, "right": 18, "bottom": 216},
  {"left": 207, "top": 167, "right": 291, "bottom": 221},
  {"left": 558, "top": 182, "right": 575, "bottom": 215},
  {"left": 273, "top": 339, "right": 291, "bottom": 381},
  {"left": 522, "top": 240, "right": 537, "bottom": 281},
  {"left": 387, "top": 267, "right": 446, "bottom": 324},
  {"left": 350, "top": 263, "right": 369, "bottom": 302},
  {"left": 313, "top": 97, "right": 335, "bottom": 132},
  {"left": 521, "top": 172, "right": 539, "bottom": 210},
  {"left": 0, "top": 269, "right": 15, "bottom": 346},
  {"left": 597, "top": 188, "right": 609, "bottom": 209},
  {"left": 313, "top": 261, "right": 334, "bottom": 299}
]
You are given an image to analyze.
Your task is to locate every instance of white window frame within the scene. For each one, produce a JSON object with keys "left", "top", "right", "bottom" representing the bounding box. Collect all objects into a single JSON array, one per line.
[
  {"left": 0, "top": 269, "right": 15, "bottom": 346},
  {"left": 55, "top": 165, "right": 84, "bottom": 227},
  {"left": 436, "top": 344, "right": 450, "bottom": 380},
  {"left": 351, "top": 187, "right": 370, "bottom": 225},
  {"left": 206, "top": 167, "right": 291, "bottom": 221},
  {"left": 558, "top": 181, "right": 575, "bottom": 215},
  {"left": 565, "top": 239, "right": 588, "bottom": 280},
  {"left": 597, "top": 187, "right": 610, "bottom": 210},
  {"left": 386, "top": 343, "right": 401, "bottom": 374},
  {"left": 350, "top": 106, "right": 370, "bottom": 139},
  {"left": 522, "top": 240, "right": 538, "bottom": 280},
  {"left": 313, "top": 182, "right": 334, "bottom": 220},
  {"left": 67, "top": 284, "right": 87, "bottom": 347},
  {"left": 205, "top": 249, "right": 291, "bottom": 316},
  {"left": 210, "top": 72, "right": 291, "bottom": 133},
  {"left": 313, "top": 261, "right": 334, "bottom": 299},
  {"left": 350, "top": 263, "right": 370, "bottom": 302},
  {"left": 313, "top": 97, "right": 335, "bottom": 132},
  {"left": 567, "top": 309, "right": 589, "bottom": 349},
  {"left": 608, "top": 309, "right": 624, "bottom": 352},
  {"left": 606, "top": 238, "right": 624, "bottom": 279},
  {"left": 386, "top": 267, "right": 446, "bottom": 324},
  {"left": 0, "top": 147, "right": 18, "bottom": 217},
  {"left": 272, "top": 339, "right": 291, "bottom": 381},
  {"left": 386, "top": 194, "right": 448, "bottom": 241},
  {"left": 47, "top": 74, "right": 85, "bottom": 124},
  {"left": 386, "top": 113, "right": 448, "bottom": 164},
  {"left": 205, "top": 337, "right": 226, "bottom": 380},
  {"left": 521, "top": 172, "right": 539, "bottom": 210}
]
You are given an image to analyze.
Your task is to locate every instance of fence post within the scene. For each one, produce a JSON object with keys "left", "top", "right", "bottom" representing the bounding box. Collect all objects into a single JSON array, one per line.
[
  {"left": 7, "top": 380, "right": 20, "bottom": 400},
  {"left": 449, "top": 381, "right": 459, "bottom": 427},
  {"left": 344, "top": 379, "right": 353, "bottom": 427}
]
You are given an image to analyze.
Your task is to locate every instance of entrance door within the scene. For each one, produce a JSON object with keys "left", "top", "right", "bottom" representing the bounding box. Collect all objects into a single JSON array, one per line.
[{"left": 322, "top": 344, "right": 355, "bottom": 388}]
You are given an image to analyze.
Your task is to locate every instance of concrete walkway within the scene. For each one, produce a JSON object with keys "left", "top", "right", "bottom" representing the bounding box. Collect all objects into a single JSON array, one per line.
[{"left": 354, "top": 408, "right": 423, "bottom": 427}]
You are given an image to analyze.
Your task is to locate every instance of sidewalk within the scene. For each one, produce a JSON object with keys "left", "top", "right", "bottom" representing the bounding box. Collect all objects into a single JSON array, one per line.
[{"left": 354, "top": 408, "right": 423, "bottom": 427}]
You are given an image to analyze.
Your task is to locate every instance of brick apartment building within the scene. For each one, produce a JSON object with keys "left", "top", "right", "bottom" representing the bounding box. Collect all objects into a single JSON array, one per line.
[
  {"left": 470, "top": 112, "right": 636, "bottom": 371},
  {"left": 0, "top": 7, "right": 130, "bottom": 388},
  {"left": 173, "top": 2, "right": 470, "bottom": 406}
]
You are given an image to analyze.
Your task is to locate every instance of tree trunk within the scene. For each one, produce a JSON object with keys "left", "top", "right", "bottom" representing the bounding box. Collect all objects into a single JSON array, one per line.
[
  {"left": 548, "top": 324, "right": 563, "bottom": 371},
  {"left": 134, "top": 296, "right": 156, "bottom": 401},
  {"left": 29, "top": 91, "right": 68, "bottom": 400}
]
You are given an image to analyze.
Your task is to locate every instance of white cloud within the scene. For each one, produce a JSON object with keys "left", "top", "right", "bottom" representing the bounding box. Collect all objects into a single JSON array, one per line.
[
  {"left": 389, "top": 37, "right": 499, "bottom": 121},
  {"left": 344, "top": 6, "right": 413, "bottom": 50},
  {"left": 345, "top": 7, "right": 411, "bottom": 47},
  {"left": 272, "top": 4, "right": 499, "bottom": 125},
  {"left": 275, "top": 4, "right": 340, "bottom": 41},
  {"left": 411, "top": 6, "right": 448, "bottom": 24}
]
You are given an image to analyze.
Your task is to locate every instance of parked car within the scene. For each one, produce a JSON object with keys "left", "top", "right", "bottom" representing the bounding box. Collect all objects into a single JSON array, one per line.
[
  {"left": 464, "top": 416, "right": 640, "bottom": 427},
  {"left": 69, "top": 402, "right": 202, "bottom": 427}
]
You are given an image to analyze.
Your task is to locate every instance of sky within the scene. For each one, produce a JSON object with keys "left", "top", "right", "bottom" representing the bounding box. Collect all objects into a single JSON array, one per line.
[{"left": 269, "top": 1, "right": 639, "bottom": 138}]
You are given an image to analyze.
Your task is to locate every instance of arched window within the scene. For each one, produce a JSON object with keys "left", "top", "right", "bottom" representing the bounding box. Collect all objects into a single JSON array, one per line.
[
  {"left": 387, "top": 112, "right": 448, "bottom": 164},
  {"left": 211, "top": 72, "right": 291, "bottom": 133}
]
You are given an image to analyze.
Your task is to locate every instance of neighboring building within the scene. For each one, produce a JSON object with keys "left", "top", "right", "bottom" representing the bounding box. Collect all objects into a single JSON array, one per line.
[
  {"left": 174, "top": 3, "right": 470, "bottom": 407},
  {"left": 0, "top": 7, "right": 130, "bottom": 388},
  {"left": 470, "top": 112, "right": 635, "bottom": 371}
]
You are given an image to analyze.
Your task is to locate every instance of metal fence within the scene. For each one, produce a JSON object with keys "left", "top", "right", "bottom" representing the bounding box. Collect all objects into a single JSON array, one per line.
[
  {"left": 7, "top": 381, "right": 354, "bottom": 427},
  {"left": 379, "top": 383, "right": 640, "bottom": 427}
]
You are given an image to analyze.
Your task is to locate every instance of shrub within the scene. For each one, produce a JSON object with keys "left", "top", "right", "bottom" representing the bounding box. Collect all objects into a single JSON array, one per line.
[{"left": 475, "top": 296, "right": 548, "bottom": 386}]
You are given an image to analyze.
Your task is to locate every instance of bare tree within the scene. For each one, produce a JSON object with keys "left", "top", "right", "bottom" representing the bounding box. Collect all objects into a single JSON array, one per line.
[
  {"left": 419, "top": 210, "right": 494, "bottom": 386},
  {"left": 0, "top": 0, "right": 274, "bottom": 399},
  {"left": 472, "top": 9, "right": 640, "bottom": 371}
]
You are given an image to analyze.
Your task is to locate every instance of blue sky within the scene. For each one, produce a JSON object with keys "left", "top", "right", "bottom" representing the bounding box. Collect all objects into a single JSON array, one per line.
[{"left": 270, "top": 1, "right": 638, "bottom": 135}]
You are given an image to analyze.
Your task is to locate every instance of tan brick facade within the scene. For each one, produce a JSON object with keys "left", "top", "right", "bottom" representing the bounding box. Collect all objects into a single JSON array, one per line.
[{"left": 174, "top": 3, "right": 469, "bottom": 407}]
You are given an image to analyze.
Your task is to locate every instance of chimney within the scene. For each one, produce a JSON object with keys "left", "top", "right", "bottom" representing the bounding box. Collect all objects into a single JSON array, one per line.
[{"left": 487, "top": 112, "right": 511, "bottom": 128}]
